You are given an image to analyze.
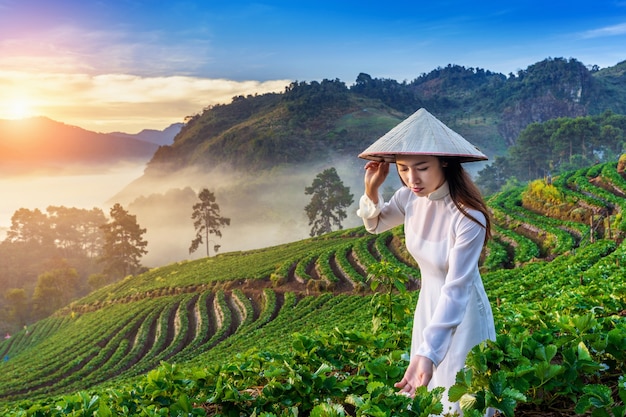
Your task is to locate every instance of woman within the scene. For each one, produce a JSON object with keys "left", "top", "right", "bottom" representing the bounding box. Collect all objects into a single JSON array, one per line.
[{"left": 357, "top": 108, "right": 496, "bottom": 416}]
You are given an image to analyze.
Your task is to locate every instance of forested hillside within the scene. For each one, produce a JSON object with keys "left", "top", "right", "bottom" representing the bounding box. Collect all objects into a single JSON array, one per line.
[
  {"left": 477, "top": 110, "right": 626, "bottom": 194},
  {"left": 3, "top": 56, "right": 626, "bottom": 345},
  {"left": 144, "top": 57, "right": 626, "bottom": 176},
  {"left": 1, "top": 159, "right": 625, "bottom": 416}
]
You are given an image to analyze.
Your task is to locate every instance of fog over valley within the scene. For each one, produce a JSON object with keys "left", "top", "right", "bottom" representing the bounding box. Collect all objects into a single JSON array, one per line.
[
  {"left": 109, "top": 157, "right": 371, "bottom": 266},
  {"left": 0, "top": 162, "right": 145, "bottom": 238},
  {"left": 0, "top": 156, "right": 376, "bottom": 267},
  {"left": 0, "top": 145, "right": 489, "bottom": 267}
]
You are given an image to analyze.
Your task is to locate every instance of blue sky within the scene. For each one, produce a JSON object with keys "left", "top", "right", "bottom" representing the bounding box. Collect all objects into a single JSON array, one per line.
[{"left": 1, "top": 0, "right": 625, "bottom": 132}]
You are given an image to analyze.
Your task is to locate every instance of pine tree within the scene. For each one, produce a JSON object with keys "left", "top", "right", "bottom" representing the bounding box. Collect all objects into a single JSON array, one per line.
[
  {"left": 99, "top": 204, "right": 148, "bottom": 279},
  {"left": 304, "top": 167, "right": 354, "bottom": 237},
  {"left": 189, "top": 188, "right": 231, "bottom": 257}
]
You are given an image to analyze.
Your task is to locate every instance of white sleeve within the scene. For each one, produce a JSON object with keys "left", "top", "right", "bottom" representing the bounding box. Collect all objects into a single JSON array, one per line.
[
  {"left": 357, "top": 189, "right": 406, "bottom": 234},
  {"left": 356, "top": 193, "right": 384, "bottom": 219}
]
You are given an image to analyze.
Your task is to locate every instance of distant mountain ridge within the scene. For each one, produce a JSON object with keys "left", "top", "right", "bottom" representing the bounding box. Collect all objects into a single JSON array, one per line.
[
  {"left": 3, "top": 57, "right": 625, "bottom": 264},
  {"left": 109, "top": 123, "right": 183, "bottom": 146},
  {"left": 0, "top": 117, "right": 180, "bottom": 174},
  {"left": 144, "top": 57, "right": 626, "bottom": 177}
]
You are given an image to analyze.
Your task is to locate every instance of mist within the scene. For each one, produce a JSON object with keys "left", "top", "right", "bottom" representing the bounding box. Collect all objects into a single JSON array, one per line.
[
  {"left": 1, "top": 156, "right": 485, "bottom": 268},
  {"left": 0, "top": 162, "right": 146, "bottom": 240},
  {"left": 114, "top": 155, "right": 374, "bottom": 266},
  {"left": 0, "top": 157, "right": 371, "bottom": 267}
]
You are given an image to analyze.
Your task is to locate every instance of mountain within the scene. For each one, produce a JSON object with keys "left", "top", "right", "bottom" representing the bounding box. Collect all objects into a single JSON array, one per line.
[
  {"left": 109, "top": 122, "right": 183, "bottom": 146},
  {"left": 137, "top": 57, "right": 626, "bottom": 179},
  {"left": 0, "top": 117, "right": 160, "bottom": 174},
  {"left": 3, "top": 57, "right": 618, "bottom": 265}
]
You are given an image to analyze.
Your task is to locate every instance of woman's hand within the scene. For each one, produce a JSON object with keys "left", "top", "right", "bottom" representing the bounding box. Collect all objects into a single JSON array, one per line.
[
  {"left": 364, "top": 161, "right": 389, "bottom": 203},
  {"left": 394, "top": 355, "right": 434, "bottom": 397}
]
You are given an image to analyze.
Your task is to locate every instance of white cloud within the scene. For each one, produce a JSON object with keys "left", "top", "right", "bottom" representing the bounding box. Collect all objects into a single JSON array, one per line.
[
  {"left": 580, "top": 22, "right": 626, "bottom": 39},
  {"left": 0, "top": 70, "right": 291, "bottom": 133}
]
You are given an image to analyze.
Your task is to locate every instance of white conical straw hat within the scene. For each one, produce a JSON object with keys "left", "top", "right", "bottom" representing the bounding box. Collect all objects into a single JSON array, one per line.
[{"left": 358, "top": 108, "right": 487, "bottom": 163}]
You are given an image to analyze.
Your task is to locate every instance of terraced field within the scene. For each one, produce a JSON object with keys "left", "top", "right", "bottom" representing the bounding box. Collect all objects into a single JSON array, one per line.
[{"left": 1, "top": 162, "right": 625, "bottom": 416}]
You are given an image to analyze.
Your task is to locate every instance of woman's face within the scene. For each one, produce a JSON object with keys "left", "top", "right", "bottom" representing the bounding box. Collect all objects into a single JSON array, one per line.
[{"left": 396, "top": 155, "right": 446, "bottom": 197}]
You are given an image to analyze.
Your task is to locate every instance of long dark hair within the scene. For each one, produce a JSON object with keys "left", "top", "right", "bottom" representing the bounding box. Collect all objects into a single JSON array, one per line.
[{"left": 441, "top": 158, "right": 491, "bottom": 246}]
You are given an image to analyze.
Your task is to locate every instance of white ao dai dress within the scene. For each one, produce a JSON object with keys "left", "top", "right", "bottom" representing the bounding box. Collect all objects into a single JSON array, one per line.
[{"left": 357, "top": 182, "right": 496, "bottom": 416}]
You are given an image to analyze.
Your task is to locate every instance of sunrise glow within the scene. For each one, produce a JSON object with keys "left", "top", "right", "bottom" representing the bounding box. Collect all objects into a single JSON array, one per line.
[
  {"left": 0, "top": 71, "right": 290, "bottom": 133},
  {"left": 1, "top": 98, "right": 36, "bottom": 120}
]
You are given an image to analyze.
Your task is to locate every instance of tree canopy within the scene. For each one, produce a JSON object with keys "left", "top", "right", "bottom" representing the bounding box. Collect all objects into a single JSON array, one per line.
[
  {"left": 304, "top": 167, "right": 354, "bottom": 237},
  {"left": 99, "top": 204, "right": 148, "bottom": 279},
  {"left": 476, "top": 111, "right": 626, "bottom": 195},
  {"left": 0, "top": 206, "right": 108, "bottom": 333},
  {"left": 189, "top": 188, "right": 231, "bottom": 257}
]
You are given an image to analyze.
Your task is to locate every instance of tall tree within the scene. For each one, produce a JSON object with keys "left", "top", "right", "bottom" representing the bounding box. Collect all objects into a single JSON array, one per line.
[
  {"left": 509, "top": 121, "right": 558, "bottom": 181},
  {"left": 3, "top": 288, "right": 29, "bottom": 329},
  {"left": 549, "top": 116, "right": 599, "bottom": 166},
  {"left": 304, "top": 167, "right": 354, "bottom": 237},
  {"left": 5, "top": 208, "right": 53, "bottom": 246},
  {"left": 189, "top": 188, "right": 231, "bottom": 257},
  {"left": 47, "top": 206, "right": 106, "bottom": 258},
  {"left": 31, "top": 262, "right": 80, "bottom": 319},
  {"left": 99, "top": 204, "right": 148, "bottom": 279}
]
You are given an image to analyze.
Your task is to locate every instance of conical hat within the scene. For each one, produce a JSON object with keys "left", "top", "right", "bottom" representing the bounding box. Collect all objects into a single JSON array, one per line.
[{"left": 358, "top": 108, "right": 487, "bottom": 163}]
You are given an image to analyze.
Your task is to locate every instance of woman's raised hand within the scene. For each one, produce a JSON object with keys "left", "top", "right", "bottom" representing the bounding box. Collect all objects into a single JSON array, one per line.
[{"left": 364, "top": 161, "right": 389, "bottom": 203}]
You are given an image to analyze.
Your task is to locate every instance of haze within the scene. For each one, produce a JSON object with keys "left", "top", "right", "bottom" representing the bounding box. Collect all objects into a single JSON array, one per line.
[
  {"left": 109, "top": 158, "right": 371, "bottom": 266},
  {"left": 0, "top": 157, "right": 375, "bottom": 267},
  {"left": 0, "top": 163, "right": 144, "bottom": 237}
]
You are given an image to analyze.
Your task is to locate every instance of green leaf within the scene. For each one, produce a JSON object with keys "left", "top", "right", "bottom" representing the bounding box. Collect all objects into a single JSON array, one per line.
[
  {"left": 96, "top": 402, "right": 113, "bottom": 417},
  {"left": 448, "top": 384, "right": 468, "bottom": 403},
  {"left": 492, "top": 395, "right": 518, "bottom": 417},
  {"left": 488, "top": 371, "right": 508, "bottom": 397},
  {"left": 534, "top": 361, "right": 563, "bottom": 382},
  {"left": 393, "top": 280, "right": 407, "bottom": 292},
  {"left": 459, "top": 393, "right": 477, "bottom": 411},
  {"left": 618, "top": 375, "right": 626, "bottom": 404},
  {"left": 577, "top": 341, "right": 593, "bottom": 362},
  {"left": 345, "top": 394, "right": 365, "bottom": 408}
]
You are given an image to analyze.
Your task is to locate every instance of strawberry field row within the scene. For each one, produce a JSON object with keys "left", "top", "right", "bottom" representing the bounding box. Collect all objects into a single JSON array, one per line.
[
  {"left": 0, "top": 284, "right": 374, "bottom": 402},
  {"left": 490, "top": 188, "right": 579, "bottom": 255}
]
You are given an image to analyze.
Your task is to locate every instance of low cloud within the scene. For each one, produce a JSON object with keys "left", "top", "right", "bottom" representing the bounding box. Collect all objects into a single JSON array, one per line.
[
  {"left": 580, "top": 22, "right": 626, "bottom": 39},
  {"left": 110, "top": 157, "right": 369, "bottom": 267},
  {"left": 0, "top": 70, "right": 291, "bottom": 133}
]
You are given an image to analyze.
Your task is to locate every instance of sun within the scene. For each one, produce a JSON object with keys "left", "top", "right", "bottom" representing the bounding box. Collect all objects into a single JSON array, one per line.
[{"left": 1, "top": 98, "right": 36, "bottom": 120}]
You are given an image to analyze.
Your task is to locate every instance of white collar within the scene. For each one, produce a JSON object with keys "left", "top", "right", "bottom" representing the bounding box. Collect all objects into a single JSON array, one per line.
[{"left": 428, "top": 181, "right": 449, "bottom": 201}]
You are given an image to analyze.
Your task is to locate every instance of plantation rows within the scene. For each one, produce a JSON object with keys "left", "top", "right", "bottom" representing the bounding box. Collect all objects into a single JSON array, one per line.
[
  {"left": 0, "top": 283, "right": 375, "bottom": 401},
  {"left": 0, "top": 227, "right": 421, "bottom": 401},
  {"left": 0, "top": 162, "right": 625, "bottom": 416}
]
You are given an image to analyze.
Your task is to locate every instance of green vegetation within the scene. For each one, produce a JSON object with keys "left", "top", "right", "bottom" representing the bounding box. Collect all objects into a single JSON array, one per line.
[
  {"left": 477, "top": 110, "right": 626, "bottom": 194},
  {"left": 147, "top": 58, "right": 626, "bottom": 179},
  {"left": 304, "top": 167, "right": 354, "bottom": 237},
  {"left": 99, "top": 203, "right": 148, "bottom": 279},
  {"left": 0, "top": 206, "right": 115, "bottom": 329},
  {"left": 0, "top": 161, "right": 625, "bottom": 416},
  {"left": 189, "top": 188, "right": 231, "bottom": 257}
]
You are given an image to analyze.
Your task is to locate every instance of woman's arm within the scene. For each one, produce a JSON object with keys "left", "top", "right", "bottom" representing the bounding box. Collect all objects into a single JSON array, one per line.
[{"left": 357, "top": 187, "right": 407, "bottom": 234}]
